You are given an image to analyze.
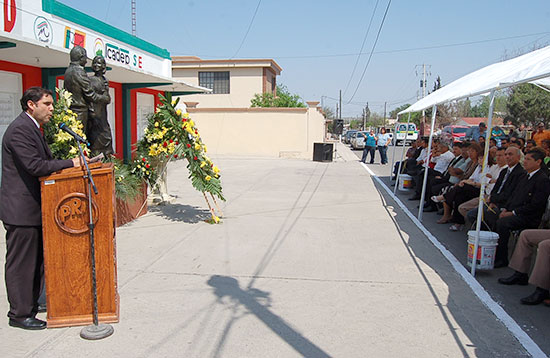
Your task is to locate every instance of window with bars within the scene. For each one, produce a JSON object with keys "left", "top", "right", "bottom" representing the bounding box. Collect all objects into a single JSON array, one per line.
[{"left": 198, "top": 71, "right": 230, "bottom": 94}]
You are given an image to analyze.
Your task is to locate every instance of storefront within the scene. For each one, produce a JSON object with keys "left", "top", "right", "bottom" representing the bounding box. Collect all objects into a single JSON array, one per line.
[{"left": 0, "top": 0, "right": 207, "bottom": 165}]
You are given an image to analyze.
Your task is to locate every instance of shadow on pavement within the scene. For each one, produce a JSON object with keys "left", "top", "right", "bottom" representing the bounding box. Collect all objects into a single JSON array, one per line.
[
  {"left": 207, "top": 275, "right": 332, "bottom": 358},
  {"left": 149, "top": 203, "right": 211, "bottom": 224}
]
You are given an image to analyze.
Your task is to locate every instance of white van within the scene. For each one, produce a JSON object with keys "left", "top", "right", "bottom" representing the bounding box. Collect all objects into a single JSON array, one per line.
[{"left": 393, "top": 123, "right": 418, "bottom": 145}]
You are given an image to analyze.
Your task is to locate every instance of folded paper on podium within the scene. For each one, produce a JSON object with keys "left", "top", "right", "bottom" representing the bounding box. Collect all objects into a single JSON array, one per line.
[{"left": 40, "top": 163, "right": 119, "bottom": 328}]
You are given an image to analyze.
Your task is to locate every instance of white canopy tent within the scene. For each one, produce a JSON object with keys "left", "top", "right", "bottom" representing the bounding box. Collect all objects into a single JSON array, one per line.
[{"left": 394, "top": 45, "right": 550, "bottom": 275}]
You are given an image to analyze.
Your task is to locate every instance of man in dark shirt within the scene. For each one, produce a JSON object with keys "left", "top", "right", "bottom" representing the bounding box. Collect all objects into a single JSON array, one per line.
[{"left": 490, "top": 148, "right": 550, "bottom": 267}]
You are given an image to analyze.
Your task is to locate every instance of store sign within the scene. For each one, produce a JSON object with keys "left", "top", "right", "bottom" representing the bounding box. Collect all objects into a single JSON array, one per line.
[
  {"left": 33, "top": 16, "right": 52, "bottom": 45},
  {"left": 105, "top": 42, "right": 143, "bottom": 69},
  {"left": 64, "top": 26, "right": 86, "bottom": 49},
  {"left": 3, "top": 0, "right": 17, "bottom": 32}
]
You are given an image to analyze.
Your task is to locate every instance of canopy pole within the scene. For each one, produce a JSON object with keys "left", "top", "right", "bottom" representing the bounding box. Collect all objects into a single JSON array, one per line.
[
  {"left": 394, "top": 113, "right": 412, "bottom": 195},
  {"left": 418, "top": 105, "right": 437, "bottom": 221},
  {"left": 471, "top": 89, "right": 496, "bottom": 276},
  {"left": 390, "top": 114, "right": 399, "bottom": 181}
]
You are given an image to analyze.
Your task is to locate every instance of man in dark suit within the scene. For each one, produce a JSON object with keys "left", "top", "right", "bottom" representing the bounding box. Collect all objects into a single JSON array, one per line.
[
  {"left": 490, "top": 148, "right": 550, "bottom": 267},
  {"left": 0, "top": 87, "right": 80, "bottom": 330},
  {"left": 466, "top": 146, "right": 526, "bottom": 225}
]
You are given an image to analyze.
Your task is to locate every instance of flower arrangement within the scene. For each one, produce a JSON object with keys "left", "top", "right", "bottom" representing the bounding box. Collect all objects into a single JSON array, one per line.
[
  {"left": 132, "top": 93, "right": 224, "bottom": 223},
  {"left": 44, "top": 88, "right": 89, "bottom": 159}
]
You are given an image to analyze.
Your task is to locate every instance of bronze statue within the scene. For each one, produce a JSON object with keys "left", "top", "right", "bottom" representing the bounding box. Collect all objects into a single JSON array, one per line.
[
  {"left": 88, "top": 55, "right": 114, "bottom": 155},
  {"left": 63, "top": 46, "right": 109, "bottom": 144}
]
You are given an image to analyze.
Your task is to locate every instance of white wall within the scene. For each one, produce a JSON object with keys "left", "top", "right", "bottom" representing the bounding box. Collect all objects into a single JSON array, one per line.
[
  {"left": 0, "top": 70, "right": 22, "bottom": 183},
  {"left": 187, "top": 106, "right": 327, "bottom": 159}
]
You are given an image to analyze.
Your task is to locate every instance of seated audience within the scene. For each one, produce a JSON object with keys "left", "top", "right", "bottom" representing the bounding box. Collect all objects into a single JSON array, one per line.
[
  {"left": 392, "top": 139, "right": 418, "bottom": 179},
  {"left": 486, "top": 148, "right": 550, "bottom": 268},
  {"left": 409, "top": 142, "right": 454, "bottom": 200},
  {"left": 466, "top": 146, "right": 526, "bottom": 226},
  {"left": 458, "top": 147, "right": 507, "bottom": 226},
  {"left": 498, "top": 229, "right": 550, "bottom": 305},
  {"left": 431, "top": 144, "right": 486, "bottom": 228},
  {"left": 525, "top": 139, "right": 536, "bottom": 153}
]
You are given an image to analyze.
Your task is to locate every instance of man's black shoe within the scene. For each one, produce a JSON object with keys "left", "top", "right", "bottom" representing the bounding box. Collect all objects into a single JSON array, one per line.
[
  {"left": 409, "top": 195, "right": 421, "bottom": 201},
  {"left": 498, "top": 271, "right": 528, "bottom": 285},
  {"left": 520, "top": 287, "right": 550, "bottom": 305},
  {"left": 423, "top": 205, "right": 437, "bottom": 212},
  {"left": 9, "top": 317, "right": 46, "bottom": 330},
  {"left": 37, "top": 304, "right": 47, "bottom": 313},
  {"left": 493, "top": 259, "right": 509, "bottom": 269}
]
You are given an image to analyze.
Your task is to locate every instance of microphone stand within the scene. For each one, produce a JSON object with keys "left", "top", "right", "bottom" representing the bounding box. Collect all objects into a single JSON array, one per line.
[{"left": 76, "top": 141, "right": 114, "bottom": 340}]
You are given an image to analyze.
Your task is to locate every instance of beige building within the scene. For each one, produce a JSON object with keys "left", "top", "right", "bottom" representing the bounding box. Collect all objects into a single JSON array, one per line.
[
  {"left": 171, "top": 57, "right": 328, "bottom": 159},
  {"left": 172, "top": 57, "right": 281, "bottom": 108}
]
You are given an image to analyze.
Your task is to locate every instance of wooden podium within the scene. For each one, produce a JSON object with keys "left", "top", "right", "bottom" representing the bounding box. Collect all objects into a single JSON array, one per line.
[{"left": 40, "top": 162, "right": 119, "bottom": 328}]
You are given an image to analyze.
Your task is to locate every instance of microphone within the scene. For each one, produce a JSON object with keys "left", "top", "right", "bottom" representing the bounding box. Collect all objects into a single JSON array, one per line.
[{"left": 59, "top": 122, "right": 89, "bottom": 146}]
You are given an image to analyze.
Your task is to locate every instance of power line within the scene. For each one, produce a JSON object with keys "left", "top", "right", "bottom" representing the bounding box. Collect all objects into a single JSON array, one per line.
[
  {"left": 230, "top": 0, "right": 262, "bottom": 59},
  {"left": 343, "top": 0, "right": 380, "bottom": 96},
  {"left": 190, "top": 31, "right": 548, "bottom": 60},
  {"left": 347, "top": 0, "right": 392, "bottom": 103}
]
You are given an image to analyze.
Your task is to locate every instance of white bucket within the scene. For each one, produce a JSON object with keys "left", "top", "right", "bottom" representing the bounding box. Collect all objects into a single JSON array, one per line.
[
  {"left": 398, "top": 174, "right": 414, "bottom": 191},
  {"left": 467, "top": 230, "right": 499, "bottom": 270}
]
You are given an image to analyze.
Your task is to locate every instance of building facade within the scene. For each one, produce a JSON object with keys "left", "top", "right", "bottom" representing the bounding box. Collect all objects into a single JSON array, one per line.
[
  {"left": 172, "top": 57, "right": 281, "bottom": 108},
  {"left": 0, "top": 0, "right": 206, "bottom": 167}
]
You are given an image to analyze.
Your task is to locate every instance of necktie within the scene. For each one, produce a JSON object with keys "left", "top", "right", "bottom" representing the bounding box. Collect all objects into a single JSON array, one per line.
[{"left": 497, "top": 169, "right": 511, "bottom": 194}]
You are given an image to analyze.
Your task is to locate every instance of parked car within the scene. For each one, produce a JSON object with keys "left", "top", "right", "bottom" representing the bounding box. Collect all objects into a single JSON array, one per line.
[
  {"left": 343, "top": 130, "right": 358, "bottom": 144},
  {"left": 393, "top": 123, "right": 418, "bottom": 146},
  {"left": 350, "top": 131, "right": 369, "bottom": 150},
  {"left": 441, "top": 125, "right": 470, "bottom": 143}
]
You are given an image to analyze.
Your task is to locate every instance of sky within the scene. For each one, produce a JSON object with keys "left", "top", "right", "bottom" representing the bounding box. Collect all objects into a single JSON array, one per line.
[{"left": 60, "top": 0, "right": 550, "bottom": 117}]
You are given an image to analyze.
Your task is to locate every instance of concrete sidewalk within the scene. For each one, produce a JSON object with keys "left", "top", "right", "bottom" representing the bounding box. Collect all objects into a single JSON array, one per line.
[{"left": 0, "top": 151, "right": 530, "bottom": 357}]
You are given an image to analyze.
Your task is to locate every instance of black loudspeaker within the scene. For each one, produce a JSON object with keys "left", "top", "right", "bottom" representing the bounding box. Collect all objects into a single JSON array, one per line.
[
  {"left": 333, "top": 119, "right": 344, "bottom": 134},
  {"left": 313, "top": 143, "right": 333, "bottom": 162}
]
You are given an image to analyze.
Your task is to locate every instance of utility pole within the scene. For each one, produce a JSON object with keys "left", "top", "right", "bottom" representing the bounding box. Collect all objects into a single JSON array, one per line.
[
  {"left": 416, "top": 64, "right": 431, "bottom": 135},
  {"left": 339, "top": 90, "right": 342, "bottom": 120},
  {"left": 364, "top": 103, "right": 370, "bottom": 130},
  {"left": 131, "top": 0, "right": 137, "bottom": 36},
  {"left": 383, "top": 101, "right": 387, "bottom": 127}
]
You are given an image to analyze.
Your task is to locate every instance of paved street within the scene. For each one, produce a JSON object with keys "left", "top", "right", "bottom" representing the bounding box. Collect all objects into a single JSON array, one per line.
[{"left": 0, "top": 145, "right": 540, "bottom": 357}]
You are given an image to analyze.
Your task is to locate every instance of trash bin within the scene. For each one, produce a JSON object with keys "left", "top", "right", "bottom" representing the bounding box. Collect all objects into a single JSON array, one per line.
[{"left": 313, "top": 143, "right": 333, "bottom": 162}]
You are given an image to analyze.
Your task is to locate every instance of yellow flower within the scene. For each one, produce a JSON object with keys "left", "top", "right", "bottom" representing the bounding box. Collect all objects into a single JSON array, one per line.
[
  {"left": 154, "top": 122, "right": 159, "bottom": 127},
  {"left": 176, "top": 109, "right": 182, "bottom": 116},
  {"left": 200, "top": 161, "right": 206, "bottom": 168},
  {"left": 194, "top": 143, "right": 201, "bottom": 150},
  {"left": 213, "top": 166, "right": 220, "bottom": 174},
  {"left": 213, "top": 215, "right": 220, "bottom": 223},
  {"left": 202, "top": 145, "right": 207, "bottom": 152},
  {"left": 205, "top": 175, "right": 211, "bottom": 181}
]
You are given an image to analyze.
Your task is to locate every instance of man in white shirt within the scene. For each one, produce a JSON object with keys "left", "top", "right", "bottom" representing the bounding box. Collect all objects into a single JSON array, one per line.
[{"left": 410, "top": 143, "right": 453, "bottom": 200}]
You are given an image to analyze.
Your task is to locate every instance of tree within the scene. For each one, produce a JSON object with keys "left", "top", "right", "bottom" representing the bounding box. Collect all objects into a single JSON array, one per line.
[
  {"left": 250, "top": 84, "right": 306, "bottom": 108},
  {"left": 390, "top": 104, "right": 421, "bottom": 125},
  {"left": 321, "top": 106, "right": 335, "bottom": 119},
  {"left": 507, "top": 83, "right": 550, "bottom": 126},
  {"left": 470, "top": 94, "right": 508, "bottom": 117}
]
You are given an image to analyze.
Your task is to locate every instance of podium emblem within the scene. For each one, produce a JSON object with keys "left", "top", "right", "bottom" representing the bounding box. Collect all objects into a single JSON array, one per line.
[{"left": 55, "top": 193, "right": 99, "bottom": 234}]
